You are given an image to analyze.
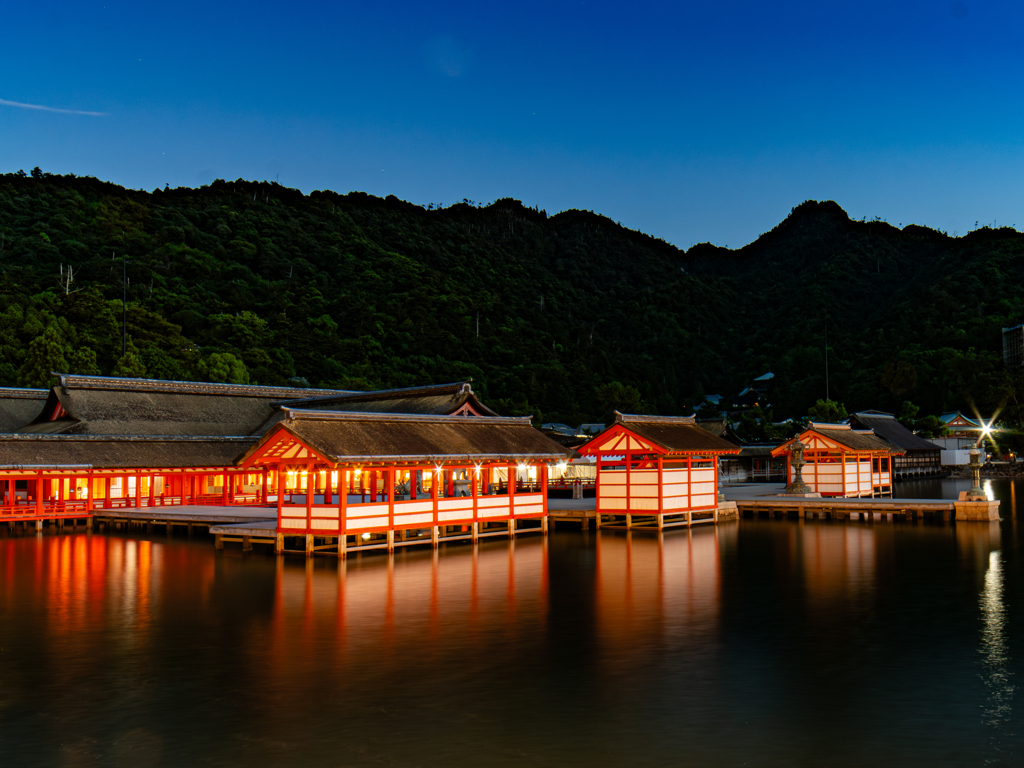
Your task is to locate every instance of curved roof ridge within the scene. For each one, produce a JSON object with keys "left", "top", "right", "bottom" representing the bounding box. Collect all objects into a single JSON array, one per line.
[
  {"left": 53, "top": 373, "right": 356, "bottom": 399},
  {"left": 281, "top": 408, "right": 530, "bottom": 425},
  {"left": 272, "top": 380, "right": 473, "bottom": 406},
  {"left": 615, "top": 411, "right": 696, "bottom": 425},
  {"left": 0, "top": 387, "right": 49, "bottom": 400}
]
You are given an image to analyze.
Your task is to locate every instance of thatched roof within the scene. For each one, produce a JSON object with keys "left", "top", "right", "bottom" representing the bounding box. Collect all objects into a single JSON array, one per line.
[
  {"left": 0, "top": 387, "right": 48, "bottom": 432},
  {"left": 773, "top": 423, "right": 904, "bottom": 455},
  {"left": 273, "top": 381, "right": 500, "bottom": 417},
  {"left": 0, "top": 434, "right": 256, "bottom": 469},
  {"left": 20, "top": 375, "right": 506, "bottom": 438},
  {"left": 244, "top": 410, "right": 571, "bottom": 464},
  {"left": 22, "top": 375, "right": 351, "bottom": 437},
  {"left": 581, "top": 413, "right": 740, "bottom": 455},
  {"left": 850, "top": 412, "right": 941, "bottom": 453}
]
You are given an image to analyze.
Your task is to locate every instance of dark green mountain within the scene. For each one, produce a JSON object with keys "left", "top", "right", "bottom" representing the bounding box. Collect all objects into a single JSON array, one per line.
[{"left": 1, "top": 169, "right": 1021, "bottom": 424}]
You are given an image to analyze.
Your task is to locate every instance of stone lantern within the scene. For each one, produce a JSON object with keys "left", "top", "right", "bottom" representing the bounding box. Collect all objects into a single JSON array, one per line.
[
  {"left": 966, "top": 445, "right": 986, "bottom": 501},
  {"left": 786, "top": 438, "right": 811, "bottom": 495}
]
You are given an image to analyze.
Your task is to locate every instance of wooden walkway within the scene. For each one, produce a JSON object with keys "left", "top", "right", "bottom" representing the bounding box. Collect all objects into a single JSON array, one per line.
[
  {"left": 736, "top": 496, "right": 957, "bottom": 522},
  {"left": 207, "top": 518, "right": 545, "bottom": 555}
]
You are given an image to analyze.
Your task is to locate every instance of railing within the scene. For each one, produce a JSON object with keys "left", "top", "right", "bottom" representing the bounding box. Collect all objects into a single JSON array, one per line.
[{"left": 0, "top": 501, "right": 91, "bottom": 519}]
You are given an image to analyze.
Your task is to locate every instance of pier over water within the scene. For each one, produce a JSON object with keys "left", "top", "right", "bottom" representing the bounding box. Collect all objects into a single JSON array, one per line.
[{"left": 0, "top": 477, "right": 1022, "bottom": 766}]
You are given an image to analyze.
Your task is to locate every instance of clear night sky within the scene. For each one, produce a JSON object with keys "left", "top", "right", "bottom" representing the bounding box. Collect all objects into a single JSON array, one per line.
[{"left": 1, "top": 1, "right": 1020, "bottom": 249}]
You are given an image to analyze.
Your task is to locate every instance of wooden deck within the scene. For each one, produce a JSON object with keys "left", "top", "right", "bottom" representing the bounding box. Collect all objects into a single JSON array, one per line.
[
  {"left": 735, "top": 496, "right": 958, "bottom": 521},
  {"left": 207, "top": 518, "right": 546, "bottom": 555}
]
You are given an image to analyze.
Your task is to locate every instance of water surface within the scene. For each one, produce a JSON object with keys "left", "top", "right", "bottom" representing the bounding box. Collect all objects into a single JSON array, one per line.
[{"left": 0, "top": 479, "right": 1021, "bottom": 766}]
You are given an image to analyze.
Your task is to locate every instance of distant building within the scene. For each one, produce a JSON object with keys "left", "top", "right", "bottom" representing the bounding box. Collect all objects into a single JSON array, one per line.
[
  {"left": 930, "top": 411, "right": 984, "bottom": 466},
  {"left": 1003, "top": 323, "right": 1024, "bottom": 369},
  {"left": 848, "top": 411, "right": 942, "bottom": 478}
]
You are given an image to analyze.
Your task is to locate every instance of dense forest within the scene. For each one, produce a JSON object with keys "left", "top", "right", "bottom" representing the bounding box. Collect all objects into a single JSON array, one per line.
[{"left": 1, "top": 168, "right": 1023, "bottom": 427}]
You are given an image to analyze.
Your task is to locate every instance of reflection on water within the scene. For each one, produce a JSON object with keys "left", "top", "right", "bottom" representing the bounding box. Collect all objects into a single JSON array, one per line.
[
  {"left": 1, "top": 479, "right": 1023, "bottom": 766},
  {"left": 980, "top": 551, "right": 1014, "bottom": 731}
]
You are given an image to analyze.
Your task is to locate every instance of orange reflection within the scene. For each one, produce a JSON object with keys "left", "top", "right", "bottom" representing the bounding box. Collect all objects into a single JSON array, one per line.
[{"left": 596, "top": 527, "right": 727, "bottom": 660}]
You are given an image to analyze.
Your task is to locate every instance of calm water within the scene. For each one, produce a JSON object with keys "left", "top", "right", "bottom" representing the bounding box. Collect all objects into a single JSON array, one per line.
[{"left": 1, "top": 479, "right": 1021, "bottom": 767}]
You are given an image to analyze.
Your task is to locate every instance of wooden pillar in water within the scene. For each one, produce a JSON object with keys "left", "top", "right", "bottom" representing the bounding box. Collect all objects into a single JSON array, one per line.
[{"left": 305, "top": 462, "right": 314, "bottom": 531}]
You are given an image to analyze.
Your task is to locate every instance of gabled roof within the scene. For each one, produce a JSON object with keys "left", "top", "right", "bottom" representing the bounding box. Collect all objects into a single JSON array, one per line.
[
  {"left": 941, "top": 411, "right": 981, "bottom": 428},
  {"left": 0, "top": 387, "right": 48, "bottom": 432},
  {"left": 241, "top": 410, "right": 571, "bottom": 465},
  {"left": 579, "top": 413, "right": 740, "bottom": 456},
  {"left": 19, "top": 375, "right": 499, "bottom": 438},
  {"left": 0, "top": 434, "right": 255, "bottom": 470},
  {"left": 773, "top": 423, "right": 904, "bottom": 455},
  {"left": 695, "top": 418, "right": 742, "bottom": 445},
  {"left": 850, "top": 412, "right": 941, "bottom": 453},
  {"left": 21, "top": 375, "right": 351, "bottom": 437},
  {"left": 273, "top": 381, "right": 500, "bottom": 417}
]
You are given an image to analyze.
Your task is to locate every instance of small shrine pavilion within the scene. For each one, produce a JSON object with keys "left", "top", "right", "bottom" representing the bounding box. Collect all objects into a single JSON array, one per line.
[
  {"left": 771, "top": 423, "right": 903, "bottom": 497},
  {"left": 577, "top": 413, "right": 740, "bottom": 527},
  {"left": 239, "top": 409, "right": 565, "bottom": 545}
]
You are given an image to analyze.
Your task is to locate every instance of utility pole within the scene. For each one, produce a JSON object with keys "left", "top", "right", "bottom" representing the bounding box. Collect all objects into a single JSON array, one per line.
[
  {"left": 122, "top": 235, "right": 127, "bottom": 358},
  {"left": 824, "top": 323, "right": 829, "bottom": 402}
]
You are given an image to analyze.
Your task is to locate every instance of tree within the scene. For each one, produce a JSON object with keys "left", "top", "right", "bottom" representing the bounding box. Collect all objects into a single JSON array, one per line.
[
  {"left": 807, "top": 398, "right": 848, "bottom": 424},
  {"left": 898, "top": 401, "right": 920, "bottom": 429},
  {"left": 18, "top": 322, "right": 68, "bottom": 388},
  {"left": 914, "top": 415, "right": 949, "bottom": 439},
  {"left": 595, "top": 381, "right": 644, "bottom": 425},
  {"left": 68, "top": 346, "right": 101, "bottom": 376},
  {"left": 113, "top": 338, "right": 147, "bottom": 378},
  {"left": 198, "top": 352, "right": 249, "bottom": 384}
]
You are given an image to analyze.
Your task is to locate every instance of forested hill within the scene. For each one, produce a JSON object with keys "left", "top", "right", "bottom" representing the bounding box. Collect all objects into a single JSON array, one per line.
[{"left": 1, "top": 170, "right": 1023, "bottom": 425}]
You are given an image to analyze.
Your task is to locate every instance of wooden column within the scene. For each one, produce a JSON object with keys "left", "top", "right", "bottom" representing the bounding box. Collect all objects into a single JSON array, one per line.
[
  {"left": 86, "top": 473, "right": 94, "bottom": 513},
  {"left": 339, "top": 467, "right": 348, "bottom": 543},
  {"left": 657, "top": 457, "right": 664, "bottom": 513},
  {"left": 472, "top": 464, "right": 480, "bottom": 524},
  {"left": 261, "top": 468, "right": 269, "bottom": 505},
  {"left": 508, "top": 463, "right": 516, "bottom": 521},
  {"left": 276, "top": 467, "right": 284, "bottom": 528},
  {"left": 387, "top": 468, "right": 395, "bottom": 532},
  {"left": 221, "top": 471, "right": 229, "bottom": 506},
  {"left": 324, "top": 468, "right": 332, "bottom": 507},
  {"left": 148, "top": 474, "right": 155, "bottom": 508},
  {"left": 622, "top": 454, "right": 630, "bottom": 520},
  {"left": 432, "top": 466, "right": 439, "bottom": 532},
  {"left": 35, "top": 475, "right": 42, "bottom": 518},
  {"left": 135, "top": 472, "right": 142, "bottom": 509},
  {"left": 305, "top": 462, "right": 314, "bottom": 531}
]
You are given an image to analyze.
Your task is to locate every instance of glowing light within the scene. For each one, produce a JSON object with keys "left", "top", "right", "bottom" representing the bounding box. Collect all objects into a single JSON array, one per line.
[
  {"left": 361, "top": 532, "right": 371, "bottom": 540},
  {"left": 556, "top": 461, "right": 568, "bottom": 473}
]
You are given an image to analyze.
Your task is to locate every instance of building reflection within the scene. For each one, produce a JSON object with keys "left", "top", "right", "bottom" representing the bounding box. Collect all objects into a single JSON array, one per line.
[
  {"left": 264, "top": 537, "right": 549, "bottom": 693},
  {"left": 595, "top": 526, "right": 731, "bottom": 658}
]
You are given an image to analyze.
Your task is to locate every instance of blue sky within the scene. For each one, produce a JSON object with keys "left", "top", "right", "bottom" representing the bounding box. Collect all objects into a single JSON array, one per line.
[{"left": 1, "top": 0, "right": 1021, "bottom": 248}]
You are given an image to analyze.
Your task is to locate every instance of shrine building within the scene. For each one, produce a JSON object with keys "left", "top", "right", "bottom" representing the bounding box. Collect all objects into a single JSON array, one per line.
[
  {"left": 771, "top": 423, "right": 903, "bottom": 498},
  {"left": 577, "top": 413, "right": 740, "bottom": 528}
]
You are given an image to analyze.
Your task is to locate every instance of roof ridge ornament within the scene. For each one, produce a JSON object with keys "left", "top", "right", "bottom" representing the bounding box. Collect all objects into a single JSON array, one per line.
[
  {"left": 615, "top": 411, "right": 697, "bottom": 425},
  {"left": 52, "top": 372, "right": 355, "bottom": 399},
  {"left": 281, "top": 408, "right": 532, "bottom": 425}
]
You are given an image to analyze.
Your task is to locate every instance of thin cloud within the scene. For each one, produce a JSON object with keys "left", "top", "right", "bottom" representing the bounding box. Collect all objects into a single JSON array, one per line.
[{"left": 0, "top": 98, "right": 104, "bottom": 116}]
